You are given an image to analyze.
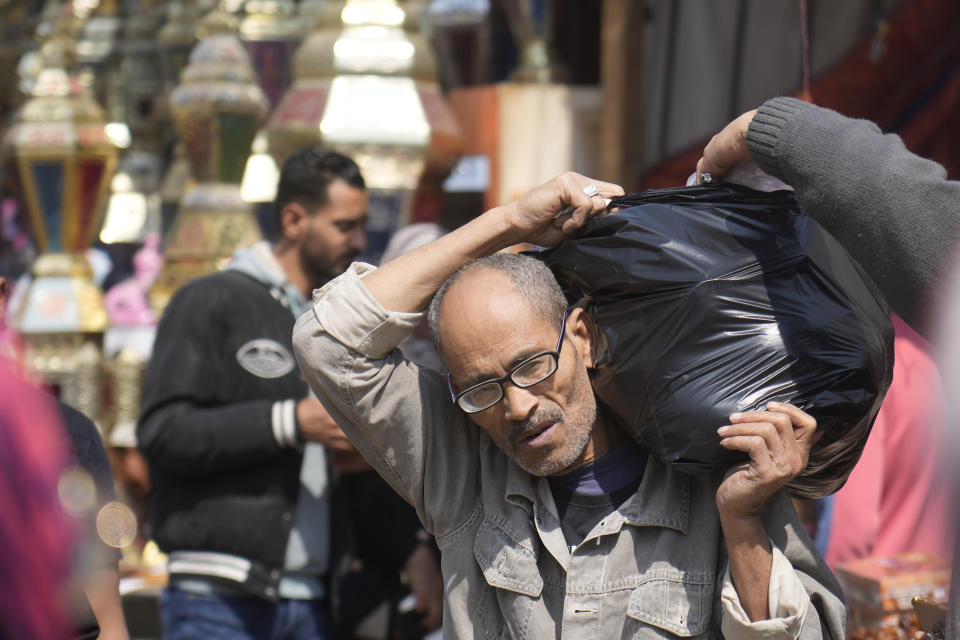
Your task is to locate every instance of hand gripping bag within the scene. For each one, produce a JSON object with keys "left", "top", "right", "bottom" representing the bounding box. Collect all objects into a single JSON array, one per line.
[{"left": 536, "top": 184, "right": 894, "bottom": 498}]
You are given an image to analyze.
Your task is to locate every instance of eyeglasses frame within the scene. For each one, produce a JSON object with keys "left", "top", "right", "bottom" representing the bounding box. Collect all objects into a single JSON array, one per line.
[{"left": 447, "top": 312, "right": 568, "bottom": 414}]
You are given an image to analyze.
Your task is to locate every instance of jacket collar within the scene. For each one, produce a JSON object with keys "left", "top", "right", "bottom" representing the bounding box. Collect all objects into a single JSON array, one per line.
[
  {"left": 225, "top": 241, "right": 309, "bottom": 318},
  {"left": 505, "top": 456, "right": 537, "bottom": 512},
  {"left": 619, "top": 455, "right": 690, "bottom": 534}
]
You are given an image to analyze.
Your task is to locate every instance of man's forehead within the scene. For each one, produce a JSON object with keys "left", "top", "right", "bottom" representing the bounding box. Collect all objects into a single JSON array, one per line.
[
  {"left": 440, "top": 269, "right": 527, "bottom": 324},
  {"left": 439, "top": 277, "right": 556, "bottom": 374}
]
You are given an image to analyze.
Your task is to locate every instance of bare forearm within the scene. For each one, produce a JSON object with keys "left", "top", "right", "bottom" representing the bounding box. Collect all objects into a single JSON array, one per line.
[
  {"left": 83, "top": 567, "right": 131, "bottom": 640},
  {"left": 365, "top": 205, "right": 516, "bottom": 312},
  {"left": 720, "top": 513, "right": 772, "bottom": 621}
]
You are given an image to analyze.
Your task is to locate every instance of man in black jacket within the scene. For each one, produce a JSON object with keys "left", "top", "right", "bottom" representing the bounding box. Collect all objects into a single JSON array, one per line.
[{"left": 138, "top": 149, "right": 368, "bottom": 639}]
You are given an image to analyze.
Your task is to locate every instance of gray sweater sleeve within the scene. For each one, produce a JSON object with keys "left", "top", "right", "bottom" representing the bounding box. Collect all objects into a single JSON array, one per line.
[{"left": 745, "top": 96, "right": 960, "bottom": 334}]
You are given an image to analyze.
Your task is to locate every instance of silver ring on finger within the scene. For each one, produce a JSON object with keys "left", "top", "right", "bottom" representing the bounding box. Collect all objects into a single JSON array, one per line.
[{"left": 582, "top": 184, "right": 599, "bottom": 198}]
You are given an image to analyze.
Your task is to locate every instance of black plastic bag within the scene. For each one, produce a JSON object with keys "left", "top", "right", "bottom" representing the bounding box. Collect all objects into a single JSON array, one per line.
[{"left": 536, "top": 184, "right": 894, "bottom": 499}]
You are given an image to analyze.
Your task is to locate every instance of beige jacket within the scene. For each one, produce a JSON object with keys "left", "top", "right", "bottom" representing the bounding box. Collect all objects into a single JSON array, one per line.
[{"left": 293, "top": 264, "right": 847, "bottom": 639}]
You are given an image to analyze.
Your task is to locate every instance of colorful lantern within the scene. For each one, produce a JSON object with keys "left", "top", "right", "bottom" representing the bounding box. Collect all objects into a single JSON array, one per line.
[
  {"left": 150, "top": 9, "right": 268, "bottom": 315},
  {"left": 2, "top": 24, "right": 119, "bottom": 421},
  {"left": 265, "top": 0, "right": 461, "bottom": 260}
]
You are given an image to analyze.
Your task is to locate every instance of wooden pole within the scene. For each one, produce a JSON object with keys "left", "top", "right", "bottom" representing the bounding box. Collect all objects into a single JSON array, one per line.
[{"left": 600, "top": 0, "right": 645, "bottom": 190}]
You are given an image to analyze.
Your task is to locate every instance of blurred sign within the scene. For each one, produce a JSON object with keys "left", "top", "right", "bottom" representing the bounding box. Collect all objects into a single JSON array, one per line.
[{"left": 442, "top": 154, "right": 489, "bottom": 192}]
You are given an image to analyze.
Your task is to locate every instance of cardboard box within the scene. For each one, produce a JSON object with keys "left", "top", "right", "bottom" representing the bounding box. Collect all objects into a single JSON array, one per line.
[{"left": 835, "top": 552, "right": 949, "bottom": 629}]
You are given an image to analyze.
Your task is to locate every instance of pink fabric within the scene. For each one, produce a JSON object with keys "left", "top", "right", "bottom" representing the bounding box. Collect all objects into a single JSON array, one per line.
[
  {"left": 0, "top": 358, "right": 74, "bottom": 639},
  {"left": 826, "top": 315, "right": 952, "bottom": 565}
]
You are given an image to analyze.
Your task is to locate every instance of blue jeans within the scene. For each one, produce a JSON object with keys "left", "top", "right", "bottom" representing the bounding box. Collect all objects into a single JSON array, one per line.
[{"left": 159, "top": 586, "right": 330, "bottom": 640}]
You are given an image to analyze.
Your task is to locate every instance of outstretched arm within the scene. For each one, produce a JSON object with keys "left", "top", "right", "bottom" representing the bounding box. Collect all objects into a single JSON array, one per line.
[{"left": 698, "top": 97, "right": 960, "bottom": 334}]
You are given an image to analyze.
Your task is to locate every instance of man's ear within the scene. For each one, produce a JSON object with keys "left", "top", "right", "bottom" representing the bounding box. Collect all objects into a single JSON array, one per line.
[
  {"left": 279, "top": 202, "right": 309, "bottom": 242},
  {"left": 567, "top": 307, "right": 597, "bottom": 369}
]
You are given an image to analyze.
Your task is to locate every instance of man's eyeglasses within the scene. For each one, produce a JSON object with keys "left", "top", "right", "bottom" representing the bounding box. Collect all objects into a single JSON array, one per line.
[{"left": 448, "top": 313, "right": 568, "bottom": 414}]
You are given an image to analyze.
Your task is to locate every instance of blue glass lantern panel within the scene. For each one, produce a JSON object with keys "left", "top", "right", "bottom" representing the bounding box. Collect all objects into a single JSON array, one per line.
[{"left": 31, "top": 161, "right": 65, "bottom": 252}]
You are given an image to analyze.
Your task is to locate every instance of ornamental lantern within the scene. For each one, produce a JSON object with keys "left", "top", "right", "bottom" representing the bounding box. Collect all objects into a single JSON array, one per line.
[
  {"left": 150, "top": 9, "right": 268, "bottom": 315},
  {"left": 2, "top": 28, "right": 119, "bottom": 421},
  {"left": 265, "top": 0, "right": 461, "bottom": 261}
]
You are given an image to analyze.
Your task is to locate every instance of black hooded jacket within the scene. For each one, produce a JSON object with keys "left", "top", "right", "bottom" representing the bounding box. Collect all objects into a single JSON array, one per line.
[{"left": 138, "top": 270, "right": 307, "bottom": 599}]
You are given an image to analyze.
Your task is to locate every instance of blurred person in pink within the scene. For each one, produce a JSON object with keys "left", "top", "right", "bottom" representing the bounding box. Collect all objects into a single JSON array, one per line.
[
  {"left": 0, "top": 357, "right": 74, "bottom": 640},
  {"left": 0, "top": 276, "right": 130, "bottom": 639},
  {"left": 822, "top": 315, "right": 951, "bottom": 566}
]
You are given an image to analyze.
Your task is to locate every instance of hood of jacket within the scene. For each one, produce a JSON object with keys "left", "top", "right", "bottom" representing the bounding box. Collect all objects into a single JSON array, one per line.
[{"left": 226, "top": 242, "right": 309, "bottom": 319}]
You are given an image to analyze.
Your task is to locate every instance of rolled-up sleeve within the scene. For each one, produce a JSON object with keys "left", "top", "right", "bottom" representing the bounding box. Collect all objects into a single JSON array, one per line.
[
  {"left": 292, "top": 264, "right": 481, "bottom": 536},
  {"left": 716, "top": 489, "right": 847, "bottom": 639},
  {"left": 720, "top": 542, "right": 812, "bottom": 639},
  {"left": 309, "top": 264, "right": 422, "bottom": 358}
]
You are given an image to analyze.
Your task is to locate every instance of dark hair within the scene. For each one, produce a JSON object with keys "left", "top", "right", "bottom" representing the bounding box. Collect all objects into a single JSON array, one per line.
[
  {"left": 427, "top": 253, "right": 567, "bottom": 354},
  {"left": 274, "top": 147, "right": 365, "bottom": 225}
]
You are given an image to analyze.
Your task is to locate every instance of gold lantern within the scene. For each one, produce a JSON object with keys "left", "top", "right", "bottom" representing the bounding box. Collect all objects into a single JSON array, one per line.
[
  {"left": 150, "top": 10, "right": 268, "bottom": 315},
  {"left": 265, "top": 0, "right": 461, "bottom": 259},
  {"left": 155, "top": 3, "right": 222, "bottom": 214},
  {"left": 2, "top": 29, "right": 119, "bottom": 421}
]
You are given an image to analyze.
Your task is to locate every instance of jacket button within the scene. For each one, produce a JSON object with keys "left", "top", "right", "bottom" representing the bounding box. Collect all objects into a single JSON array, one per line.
[
  {"left": 270, "top": 570, "right": 281, "bottom": 579},
  {"left": 282, "top": 512, "right": 292, "bottom": 522},
  {"left": 265, "top": 587, "right": 277, "bottom": 598}
]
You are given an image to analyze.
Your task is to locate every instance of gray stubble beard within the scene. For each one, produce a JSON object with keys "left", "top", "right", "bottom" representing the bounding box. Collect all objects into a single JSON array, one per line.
[{"left": 509, "top": 369, "right": 599, "bottom": 477}]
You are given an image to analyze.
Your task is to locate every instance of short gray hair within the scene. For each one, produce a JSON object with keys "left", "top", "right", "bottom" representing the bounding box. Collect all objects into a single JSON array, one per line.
[{"left": 427, "top": 253, "right": 568, "bottom": 355}]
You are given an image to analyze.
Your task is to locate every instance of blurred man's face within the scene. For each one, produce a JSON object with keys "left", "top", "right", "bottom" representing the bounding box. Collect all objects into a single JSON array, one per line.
[
  {"left": 299, "top": 179, "right": 368, "bottom": 286},
  {"left": 440, "top": 270, "right": 599, "bottom": 476}
]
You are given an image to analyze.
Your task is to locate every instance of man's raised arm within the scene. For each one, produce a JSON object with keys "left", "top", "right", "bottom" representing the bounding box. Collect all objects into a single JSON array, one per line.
[{"left": 363, "top": 172, "right": 623, "bottom": 313}]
